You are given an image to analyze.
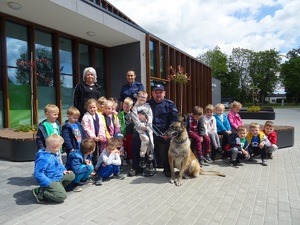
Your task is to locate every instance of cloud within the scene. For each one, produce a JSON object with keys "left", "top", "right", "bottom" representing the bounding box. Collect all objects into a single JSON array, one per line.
[{"left": 109, "top": 0, "right": 300, "bottom": 57}]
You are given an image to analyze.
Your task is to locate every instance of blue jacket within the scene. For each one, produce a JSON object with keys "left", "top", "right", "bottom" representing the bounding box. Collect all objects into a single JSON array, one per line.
[
  {"left": 36, "top": 119, "right": 61, "bottom": 150},
  {"left": 65, "top": 149, "right": 93, "bottom": 175},
  {"left": 61, "top": 121, "right": 85, "bottom": 154},
  {"left": 214, "top": 113, "right": 231, "bottom": 133},
  {"left": 147, "top": 98, "right": 179, "bottom": 133},
  {"left": 34, "top": 148, "right": 66, "bottom": 187},
  {"left": 119, "top": 81, "right": 144, "bottom": 103}
]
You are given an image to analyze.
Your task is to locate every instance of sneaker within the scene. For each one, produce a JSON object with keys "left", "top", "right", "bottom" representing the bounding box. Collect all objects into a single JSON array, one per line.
[
  {"left": 127, "top": 168, "right": 142, "bottom": 177},
  {"left": 32, "top": 187, "right": 45, "bottom": 204},
  {"left": 122, "top": 161, "right": 128, "bottom": 166},
  {"left": 72, "top": 185, "right": 82, "bottom": 192},
  {"left": 79, "top": 177, "right": 94, "bottom": 185},
  {"left": 94, "top": 176, "right": 103, "bottom": 186},
  {"left": 147, "top": 161, "right": 156, "bottom": 176},
  {"left": 114, "top": 173, "right": 125, "bottom": 180},
  {"left": 198, "top": 156, "right": 205, "bottom": 165},
  {"left": 204, "top": 155, "right": 213, "bottom": 163},
  {"left": 268, "top": 153, "right": 273, "bottom": 159},
  {"left": 139, "top": 157, "right": 147, "bottom": 169},
  {"left": 216, "top": 147, "right": 224, "bottom": 154},
  {"left": 248, "top": 154, "right": 254, "bottom": 161},
  {"left": 229, "top": 161, "right": 239, "bottom": 167},
  {"left": 262, "top": 159, "right": 268, "bottom": 166}
]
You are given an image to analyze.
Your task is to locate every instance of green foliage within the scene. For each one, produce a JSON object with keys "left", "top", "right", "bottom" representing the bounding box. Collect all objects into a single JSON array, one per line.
[
  {"left": 246, "top": 106, "right": 261, "bottom": 112},
  {"left": 14, "top": 124, "right": 37, "bottom": 132}
]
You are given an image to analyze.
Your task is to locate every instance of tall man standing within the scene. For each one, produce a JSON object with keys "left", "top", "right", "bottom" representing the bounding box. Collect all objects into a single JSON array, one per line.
[{"left": 147, "top": 84, "right": 179, "bottom": 177}]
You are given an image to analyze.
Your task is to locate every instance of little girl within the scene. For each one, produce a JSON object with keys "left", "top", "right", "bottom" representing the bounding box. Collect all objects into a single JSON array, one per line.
[
  {"left": 81, "top": 98, "right": 106, "bottom": 164},
  {"left": 214, "top": 103, "right": 232, "bottom": 152},
  {"left": 203, "top": 104, "right": 222, "bottom": 158},
  {"left": 227, "top": 101, "right": 243, "bottom": 133}
]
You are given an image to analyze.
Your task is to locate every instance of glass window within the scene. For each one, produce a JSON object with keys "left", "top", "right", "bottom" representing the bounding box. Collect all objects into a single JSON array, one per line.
[
  {"left": 0, "top": 22, "right": 3, "bottom": 128},
  {"left": 6, "top": 21, "right": 31, "bottom": 128},
  {"left": 79, "top": 43, "right": 90, "bottom": 82},
  {"left": 59, "top": 37, "right": 73, "bottom": 122},
  {"left": 95, "top": 47, "right": 106, "bottom": 96},
  {"left": 160, "top": 45, "right": 166, "bottom": 79},
  {"left": 35, "top": 30, "right": 55, "bottom": 122},
  {"left": 149, "top": 40, "right": 157, "bottom": 77}
]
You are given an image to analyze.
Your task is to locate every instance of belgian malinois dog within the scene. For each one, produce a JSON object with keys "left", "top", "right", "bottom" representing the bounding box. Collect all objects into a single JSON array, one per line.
[{"left": 166, "top": 121, "right": 225, "bottom": 186}]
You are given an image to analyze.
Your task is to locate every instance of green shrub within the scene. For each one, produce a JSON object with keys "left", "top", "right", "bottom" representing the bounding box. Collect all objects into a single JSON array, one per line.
[
  {"left": 246, "top": 106, "right": 261, "bottom": 112},
  {"left": 14, "top": 124, "right": 37, "bottom": 132}
]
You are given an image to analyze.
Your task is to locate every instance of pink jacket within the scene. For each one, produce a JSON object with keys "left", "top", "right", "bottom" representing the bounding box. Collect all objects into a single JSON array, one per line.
[
  {"left": 227, "top": 110, "right": 243, "bottom": 131},
  {"left": 81, "top": 112, "right": 106, "bottom": 142}
]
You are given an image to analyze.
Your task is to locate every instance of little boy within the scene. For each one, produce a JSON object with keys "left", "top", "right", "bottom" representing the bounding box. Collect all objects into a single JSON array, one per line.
[
  {"left": 131, "top": 91, "right": 155, "bottom": 175},
  {"left": 263, "top": 121, "right": 278, "bottom": 159},
  {"left": 65, "top": 139, "right": 95, "bottom": 191},
  {"left": 246, "top": 123, "right": 271, "bottom": 166},
  {"left": 227, "top": 126, "right": 250, "bottom": 167},
  {"left": 33, "top": 134, "right": 75, "bottom": 203},
  {"left": 114, "top": 132, "right": 127, "bottom": 166},
  {"left": 36, "top": 104, "right": 62, "bottom": 162},
  {"left": 94, "top": 138, "right": 125, "bottom": 186},
  {"left": 118, "top": 97, "right": 134, "bottom": 164},
  {"left": 62, "top": 107, "right": 85, "bottom": 157},
  {"left": 183, "top": 106, "right": 211, "bottom": 165}
]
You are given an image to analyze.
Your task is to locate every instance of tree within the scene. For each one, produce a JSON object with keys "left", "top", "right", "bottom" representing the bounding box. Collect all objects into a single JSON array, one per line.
[
  {"left": 249, "top": 49, "right": 281, "bottom": 104},
  {"left": 281, "top": 47, "right": 300, "bottom": 104}
]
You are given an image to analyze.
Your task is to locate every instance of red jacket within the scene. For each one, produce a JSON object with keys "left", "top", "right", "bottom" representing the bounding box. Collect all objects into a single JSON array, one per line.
[{"left": 263, "top": 130, "right": 277, "bottom": 145}]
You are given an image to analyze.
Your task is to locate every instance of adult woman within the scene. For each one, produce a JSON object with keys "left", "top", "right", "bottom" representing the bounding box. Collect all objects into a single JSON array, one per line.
[
  {"left": 118, "top": 69, "right": 144, "bottom": 110},
  {"left": 73, "top": 67, "right": 101, "bottom": 121}
]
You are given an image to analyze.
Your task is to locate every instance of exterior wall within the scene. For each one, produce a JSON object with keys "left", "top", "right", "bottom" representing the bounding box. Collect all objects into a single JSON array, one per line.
[{"left": 212, "top": 78, "right": 221, "bottom": 106}]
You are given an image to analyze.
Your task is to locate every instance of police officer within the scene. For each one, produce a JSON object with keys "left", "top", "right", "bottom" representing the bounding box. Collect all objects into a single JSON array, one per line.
[
  {"left": 147, "top": 84, "right": 179, "bottom": 177},
  {"left": 119, "top": 70, "right": 144, "bottom": 110}
]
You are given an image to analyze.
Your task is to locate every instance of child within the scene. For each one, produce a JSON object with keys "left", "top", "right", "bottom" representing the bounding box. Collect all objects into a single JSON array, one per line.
[
  {"left": 131, "top": 91, "right": 155, "bottom": 175},
  {"left": 214, "top": 103, "right": 232, "bottom": 152},
  {"left": 227, "top": 101, "right": 243, "bottom": 133},
  {"left": 94, "top": 138, "right": 125, "bottom": 186},
  {"left": 33, "top": 134, "right": 75, "bottom": 203},
  {"left": 62, "top": 107, "right": 85, "bottom": 157},
  {"left": 184, "top": 106, "right": 211, "bottom": 165},
  {"left": 65, "top": 139, "right": 95, "bottom": 191},
  {"left": 101, "top": 99, "right": 121, "bottom": 140},
  {"left": 114, "top": 132, "right": 127, "bottom": 166},
  {"left": 118, "top": 97, "right": 134, "bottom": 164},
  {"left": 81, "top": 98, "right": 106, "bottom": 165},
  {"left": 246, "top": 123, "right": 271, "bottom": 166},
  {"left": 203, "top": 104, "right": 222, "bottom": 157},
  {"left": 97, "top": 96, "right": 107, "bottom": 114},
  {"left": 263, "top": 121, "right": 278, "bottom": 159},
  {"left": 109, "top": 97, "right": 119, "bottom": 114},
  {"left": 227, "top": 126, "right": 250, "bottom": 167},
  {"left": 36, "top": 104, "right": 62, "bottom": 162}
]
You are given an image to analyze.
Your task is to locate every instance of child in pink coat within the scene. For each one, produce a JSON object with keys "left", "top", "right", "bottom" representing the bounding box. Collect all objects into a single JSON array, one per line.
[{"left": 227, "top": 101, "right": 243, "bottom": 133}]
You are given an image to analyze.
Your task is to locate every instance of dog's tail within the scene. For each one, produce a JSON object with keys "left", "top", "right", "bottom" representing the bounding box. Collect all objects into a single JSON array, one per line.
[{"left": 200, "top": 170, "right": 226, "bottom": 177}]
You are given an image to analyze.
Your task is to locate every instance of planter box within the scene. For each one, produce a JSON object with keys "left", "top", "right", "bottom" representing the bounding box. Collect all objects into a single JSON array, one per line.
[
  {"left": 0, "top": 129, "right": 37, "bottom": 162},
  {"left": 239, "top": 111, "right": 275, "bottom": 120}
]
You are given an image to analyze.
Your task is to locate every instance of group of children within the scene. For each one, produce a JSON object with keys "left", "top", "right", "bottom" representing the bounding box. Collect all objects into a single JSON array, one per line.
[
  {"left": 33, "top": 90, "right": 155, "bottom": 203},
  {"left": 32, "top": 98, "right": 278, "bottom": 204},
  {"left": 184, "top": 101, "right": 278, "bottom": 168}
]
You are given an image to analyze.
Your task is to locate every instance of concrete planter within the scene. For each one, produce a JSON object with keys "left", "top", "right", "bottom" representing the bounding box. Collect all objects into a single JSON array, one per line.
[
  {"left": 0, "top": 129, "right": 37, "bottom": 162},
  {"left": 239, "top": 111, "right": 275, "bottom": 120}
]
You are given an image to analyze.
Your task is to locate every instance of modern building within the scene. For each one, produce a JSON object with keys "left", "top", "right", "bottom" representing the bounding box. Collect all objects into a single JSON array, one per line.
[{"left": 0, "top": 0, "right": 212, "bottom": 128}]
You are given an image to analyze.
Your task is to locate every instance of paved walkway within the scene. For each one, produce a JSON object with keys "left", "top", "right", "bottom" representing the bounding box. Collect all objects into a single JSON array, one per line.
[{"left": 1, "top": 108, "right": 299, "bottom": 225}]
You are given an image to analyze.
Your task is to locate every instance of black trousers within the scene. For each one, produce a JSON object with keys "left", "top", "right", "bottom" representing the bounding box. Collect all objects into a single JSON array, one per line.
[{"left": 249, "top": 146, "right": 267, "bottom": 159}]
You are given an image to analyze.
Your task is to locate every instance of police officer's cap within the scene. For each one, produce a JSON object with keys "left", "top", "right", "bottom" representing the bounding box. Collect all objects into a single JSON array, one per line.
[{"left": 153, "top": 84, "right": 165, "bottom": 91}]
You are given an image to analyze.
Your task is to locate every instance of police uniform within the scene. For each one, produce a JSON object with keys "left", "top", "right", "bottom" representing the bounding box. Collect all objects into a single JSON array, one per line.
[{"left": 118, "top": 81, "right": 144, "bottom": 103}]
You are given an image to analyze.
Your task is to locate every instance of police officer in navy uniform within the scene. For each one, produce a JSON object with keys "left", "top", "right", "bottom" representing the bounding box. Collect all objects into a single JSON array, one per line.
[
  {"left": 147, "top": 84, "right": 179, "bottom": 177},
  {"left": 119, "top": 70, "right": 144, "bottom": 109}
]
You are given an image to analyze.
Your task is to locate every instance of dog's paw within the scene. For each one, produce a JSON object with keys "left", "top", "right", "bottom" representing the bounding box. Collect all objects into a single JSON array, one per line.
[
  {"left": 169, "top": 179, "right": 175, "bottom": 184},
  {"left": 175, "top": 179, "right": 182, "bottom": 186}
]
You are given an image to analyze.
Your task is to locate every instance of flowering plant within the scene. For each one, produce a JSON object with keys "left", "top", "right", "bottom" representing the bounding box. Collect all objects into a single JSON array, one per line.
[{"left": 168, "top": 65, "right": 190, "bottom": 84}]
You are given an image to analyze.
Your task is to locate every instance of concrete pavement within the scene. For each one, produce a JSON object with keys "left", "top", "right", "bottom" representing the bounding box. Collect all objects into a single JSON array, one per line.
[{"left": 0, "top": 108, "right": 299, "bottom": 225}]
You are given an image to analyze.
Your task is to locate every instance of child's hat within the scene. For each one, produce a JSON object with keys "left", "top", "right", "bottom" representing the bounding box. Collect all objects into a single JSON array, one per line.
[{"left": 114, "top": 132, "right": 125, "bottom": 139}]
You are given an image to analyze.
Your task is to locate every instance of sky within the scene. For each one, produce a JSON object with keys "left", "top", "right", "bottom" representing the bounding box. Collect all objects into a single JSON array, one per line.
[{"left": 109, "top": 0, "right": 300, "bottom": 59}]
